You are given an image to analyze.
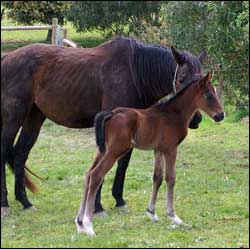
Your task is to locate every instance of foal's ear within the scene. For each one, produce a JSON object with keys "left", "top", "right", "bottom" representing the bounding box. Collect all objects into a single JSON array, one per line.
[
  {"left": 171, "top": 46, "right": 186, "bottom": 65},
  {"left": 200, "top": 71, "right": 212, "bottom": 86},
  {"left": 198, "top": 49, "right": 207, "bottom": 64}
]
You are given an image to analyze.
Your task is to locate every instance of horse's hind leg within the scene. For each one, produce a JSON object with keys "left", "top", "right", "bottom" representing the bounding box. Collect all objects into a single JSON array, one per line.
[
  {"left": 14, "top": 105, "right": 45, "bottom": 209},
  {"left": 147, "top": 151, "right": 164, "bottom": 222}
]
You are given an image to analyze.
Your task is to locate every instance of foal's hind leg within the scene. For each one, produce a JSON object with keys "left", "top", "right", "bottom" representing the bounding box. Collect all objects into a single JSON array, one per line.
[
  {"left": 76, "top": 151, "right": 104, "bottom": 233},
  {"left": 14, "top": 106, "right": 45, "bottom": 209},
  {"left": 147, "top": 151, "right": 164, "bottom": 222},
  {"left": 83, "top": 151, "right": 118, "bottom": 236}
]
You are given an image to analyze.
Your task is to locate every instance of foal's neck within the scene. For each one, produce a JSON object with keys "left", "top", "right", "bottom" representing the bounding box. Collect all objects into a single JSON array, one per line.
[{"left": 154, "top": 83, "right": 199, "bottom": 125}]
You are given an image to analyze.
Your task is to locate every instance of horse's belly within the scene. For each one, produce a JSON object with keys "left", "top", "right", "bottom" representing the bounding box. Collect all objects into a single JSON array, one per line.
[{"left": 35, "top": 90, "right": 101, "bottom": 128}]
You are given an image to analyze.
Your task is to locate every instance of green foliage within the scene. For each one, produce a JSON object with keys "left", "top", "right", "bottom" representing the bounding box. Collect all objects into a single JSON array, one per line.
[
  {"left": 67, "top": 1, "right": 163, "bottom": 36},
  {"left": 1, "top": 1, "right": 71, "bottom": 25},
  {"left": 163, "top": 1, "right": 249, "bottom": 108}
]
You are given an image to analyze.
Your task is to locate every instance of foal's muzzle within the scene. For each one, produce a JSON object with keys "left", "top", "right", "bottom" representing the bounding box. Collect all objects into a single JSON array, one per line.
[{"left": 214, "top": 112, "right": 226, "bottom": 122}]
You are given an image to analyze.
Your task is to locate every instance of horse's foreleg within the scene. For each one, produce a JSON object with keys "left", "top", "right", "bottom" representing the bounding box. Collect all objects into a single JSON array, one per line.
[
  {"left": 14, "top": 107, "right": 45, "bottom": 209},
  {"left": 147, "top": 151, "right": 164, "bottom": 222},
  {"left": 1, "top": 122, "right": 23, "bottom": 215},
  {"left": 112, "top": 148, "right": 133, "bottom": 209},
  {"left": 83, "top": 152, "right": 117, "bottom": 236},
  {"left": 164, "top": 148, "right": 183, "bottom": 225}
]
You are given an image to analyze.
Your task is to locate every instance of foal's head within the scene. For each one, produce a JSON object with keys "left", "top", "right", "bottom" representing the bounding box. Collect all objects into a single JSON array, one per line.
[{"left": 196, "top": 72, "right": 225, "bottom": 122}]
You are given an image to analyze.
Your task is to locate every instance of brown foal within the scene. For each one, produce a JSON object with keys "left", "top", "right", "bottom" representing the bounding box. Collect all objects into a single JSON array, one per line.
[{"left": 75, "top": 72, "right": 225, "bottom": 236}]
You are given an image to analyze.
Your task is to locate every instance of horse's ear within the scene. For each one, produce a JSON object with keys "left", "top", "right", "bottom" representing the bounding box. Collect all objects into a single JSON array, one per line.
[
  {"left": 198, "top": 49, "right": 207, "bottom": 64},
  {"left": 171, "top": 46, "right": 186, "bottom": 65}
]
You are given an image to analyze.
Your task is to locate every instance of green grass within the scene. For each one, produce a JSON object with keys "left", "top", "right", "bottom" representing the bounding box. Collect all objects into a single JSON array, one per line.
[{"left": 1, "top": 117, "right": 249, "bottom": 248}]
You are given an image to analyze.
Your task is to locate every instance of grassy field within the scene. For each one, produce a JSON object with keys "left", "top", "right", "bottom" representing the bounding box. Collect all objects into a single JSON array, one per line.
[{"left": 1, "top": 116, "right": 249, "bottom": 248}]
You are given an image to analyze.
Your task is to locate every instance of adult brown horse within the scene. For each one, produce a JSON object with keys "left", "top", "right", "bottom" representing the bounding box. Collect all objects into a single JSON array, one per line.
[{"left": 1, "top": 37, "right": 206, "bottom": 215}]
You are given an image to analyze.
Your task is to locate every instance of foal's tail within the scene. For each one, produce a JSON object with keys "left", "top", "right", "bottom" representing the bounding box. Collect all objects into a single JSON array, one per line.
[{"left": 94, "top": 111, "right": 113, "bottom": 153}]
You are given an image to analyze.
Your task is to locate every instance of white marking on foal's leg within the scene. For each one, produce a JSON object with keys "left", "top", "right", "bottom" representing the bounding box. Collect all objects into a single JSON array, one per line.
[
  {"left": 75, "top": 216, "right": 86, "bottom": 234},
  {"left": 167, "top": 212, "right": 184, "bottom": 225},
  {"left": 147, "top": 210, "right": 159, "bottom": 222},
  {"left": 83, "top": 216, "right": 95, "bottom": 237}
]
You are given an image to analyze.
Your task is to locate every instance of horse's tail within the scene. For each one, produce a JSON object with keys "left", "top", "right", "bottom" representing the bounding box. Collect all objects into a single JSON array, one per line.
[
  {"left": 94, "top": 111, "right": 113, "bottom": 153},
  {"left": 6, "top": 159, "right": 40, "bottom": 193}
]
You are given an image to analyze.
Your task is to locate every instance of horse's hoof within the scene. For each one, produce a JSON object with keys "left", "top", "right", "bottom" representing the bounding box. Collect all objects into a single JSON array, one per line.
[
  {"left": 94, "top": 210, "right": 108, "bottom": 218},
  {"left": 25, "top": 206, "right": 38, "bottom": 212},
  {"left": 168, "top": 214, "right": 184, "bottom": 225},
  {"left": 1, "top": 207, "right": 10, "bottom": 217},
  {"left": 116, "top": 204, "right": 128, "bottom": 213},
  {"left": 147, "top": 211, "right": 159, "bottom": 222}
]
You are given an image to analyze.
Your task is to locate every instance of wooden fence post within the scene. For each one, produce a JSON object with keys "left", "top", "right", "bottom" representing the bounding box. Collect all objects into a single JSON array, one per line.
[{"left": 52, "top": 18, "right": 58, "bottom": 45}]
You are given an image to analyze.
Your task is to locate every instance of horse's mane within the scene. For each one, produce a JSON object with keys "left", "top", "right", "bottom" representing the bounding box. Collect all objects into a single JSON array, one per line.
[{"left": 107, "top": 36, "right": 201, "bottom": 106}]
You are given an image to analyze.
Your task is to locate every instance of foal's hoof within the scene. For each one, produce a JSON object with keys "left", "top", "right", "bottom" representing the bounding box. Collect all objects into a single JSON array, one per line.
[
  {"left": 147, "top": 211, "right": 159, "bottom": 222},
  {"left": 1, "top": 207, "right": 10, "bottom": 217},
  {"left": 167, "top": 214, "right": 184, "bottom": 225},
  {"left": 75, "top": 218, "right": 86, "bottom": 234},
  {"left": 83, "top": 221, "right": 96, "bottom": 237},
  {"left": 116, "top": 204, "right": 128, "bottom": 213},
  {"left": 94, "top": 210, "right": 108, "bottom": 218}
]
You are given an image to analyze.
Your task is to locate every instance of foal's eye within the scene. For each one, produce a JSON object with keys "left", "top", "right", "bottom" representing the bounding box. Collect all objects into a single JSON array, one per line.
[{"left": 205, "top": 93, "right": 214, "bottom": 102}]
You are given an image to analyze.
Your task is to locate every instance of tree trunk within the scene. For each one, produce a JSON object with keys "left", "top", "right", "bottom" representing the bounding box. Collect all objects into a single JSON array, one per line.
[{"left": 46, "top": 29, "right": 52, "bottom": 42}]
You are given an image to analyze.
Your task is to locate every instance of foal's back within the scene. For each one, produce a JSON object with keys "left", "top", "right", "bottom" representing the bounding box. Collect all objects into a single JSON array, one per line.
[{"left": 105, "top": 106, "right": 185, "bottom": 152}]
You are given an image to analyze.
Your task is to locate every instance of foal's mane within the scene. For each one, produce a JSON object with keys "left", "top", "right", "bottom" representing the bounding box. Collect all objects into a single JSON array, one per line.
[{"left": 153, "top": 78, "right": 199, "bottom": 110}]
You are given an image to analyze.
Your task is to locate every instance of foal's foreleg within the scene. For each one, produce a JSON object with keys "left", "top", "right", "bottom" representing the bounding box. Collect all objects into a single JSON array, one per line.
[
  {"left": 164, "top": 149, "right": 183, "bottom": 225},
  {"left": 147, "top": 151, "right": 164, "bottom": 222}
]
